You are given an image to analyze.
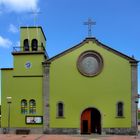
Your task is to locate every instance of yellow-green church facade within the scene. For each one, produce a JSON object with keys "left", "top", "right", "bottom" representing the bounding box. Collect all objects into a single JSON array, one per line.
[{"left": 1, "top": 26, "right": 139, "bottom": 134}]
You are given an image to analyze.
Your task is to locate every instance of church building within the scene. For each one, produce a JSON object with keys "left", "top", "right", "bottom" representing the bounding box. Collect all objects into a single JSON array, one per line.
[{"left": 1, "top": 25, "right": 139, "bottom": 135}]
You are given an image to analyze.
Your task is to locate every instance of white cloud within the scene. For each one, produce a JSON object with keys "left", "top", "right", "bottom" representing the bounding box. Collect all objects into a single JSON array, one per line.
[
  {"left": 9, "top": 24, "right": 18, "bottom": 33},
  {"left": 0, "top": 36, "right": 12, "bottom": 48},
  {"left": 0, "top": 0, "right": 39, "bottom": 13}
]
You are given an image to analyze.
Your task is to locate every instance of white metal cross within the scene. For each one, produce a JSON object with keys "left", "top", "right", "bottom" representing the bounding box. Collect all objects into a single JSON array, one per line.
[{"left": 84, "top": 18, "right": 96, "bottom": 37}]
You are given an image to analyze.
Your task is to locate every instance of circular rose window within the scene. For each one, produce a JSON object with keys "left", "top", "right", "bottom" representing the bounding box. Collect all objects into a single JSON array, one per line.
[{"left": 77, "top": 51, "right": 103, "bottom": 77}]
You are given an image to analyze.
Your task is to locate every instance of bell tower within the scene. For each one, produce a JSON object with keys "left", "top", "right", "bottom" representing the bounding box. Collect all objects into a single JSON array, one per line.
[
  {"left": 1, "top": 26, "right": 47, "bottom": 132},
  {"left": 20, "top": 27, "right": 46, "bottom": 52},
  {"left": 12, "top": 26, "right": 47, "bottom": 76}
]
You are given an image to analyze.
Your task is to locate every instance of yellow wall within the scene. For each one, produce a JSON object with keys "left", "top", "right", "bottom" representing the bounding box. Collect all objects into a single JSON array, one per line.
[
  {"left": 50, "top": 40, "right": 131, "bottom": 128},
  {"left": 1, "top": 69, "right": 43, "bottom": 127},
  {"left": 1, "top": 54, "right": 45, "bottom": 128},
  {"left": 13, "top": 54, "right": 44, "bottom": 76}
]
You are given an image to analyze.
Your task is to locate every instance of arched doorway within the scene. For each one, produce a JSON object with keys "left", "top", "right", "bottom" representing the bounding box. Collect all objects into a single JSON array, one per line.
[{"left": 81, "top": 108, "right": 101, "bottom": 134}]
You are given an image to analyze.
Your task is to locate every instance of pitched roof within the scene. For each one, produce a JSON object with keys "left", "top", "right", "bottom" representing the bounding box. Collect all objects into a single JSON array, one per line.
[{"left": 47, "top": 37, "right": 138, "bottom": 63}]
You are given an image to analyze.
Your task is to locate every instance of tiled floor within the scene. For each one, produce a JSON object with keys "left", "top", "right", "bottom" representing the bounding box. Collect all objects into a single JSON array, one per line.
[{"left": 0, "top": 134, "right": 140, "bottom": 140}]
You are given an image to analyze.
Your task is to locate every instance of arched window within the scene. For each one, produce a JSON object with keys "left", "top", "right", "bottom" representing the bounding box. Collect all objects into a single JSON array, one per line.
[
  {"left": 21, "top": 99, "right": 27, "bottom": 114},
  {"left": 23, "top": 39, "right": 29, "bottom": 51},
  {"left": 29, "top": 99, "right": 36, "bottom": 114},
  {"left": 57, "top": 102, "right": 64, "bottom": 117},
  {"left": 117, "top": 102, "right": 124, "bottom": 117},
  {"left": 31, "top": 39, "right": 38, "bottom": 51}
]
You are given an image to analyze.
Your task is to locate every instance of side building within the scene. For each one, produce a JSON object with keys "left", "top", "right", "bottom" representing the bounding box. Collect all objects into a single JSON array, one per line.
[{"left": 1, "top": 27, "right": 47, "bottom": 133}]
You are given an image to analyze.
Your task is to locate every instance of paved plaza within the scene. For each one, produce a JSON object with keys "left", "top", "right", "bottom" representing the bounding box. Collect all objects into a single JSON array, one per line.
[{"left": 0, "top": 134, "right": 140, "bottom": 140}]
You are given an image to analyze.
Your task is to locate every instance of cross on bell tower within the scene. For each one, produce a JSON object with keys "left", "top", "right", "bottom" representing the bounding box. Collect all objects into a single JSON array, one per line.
[
  {"left": 84, "top": 18, "right": 96, "bottom": 37},
  {"left": 29, "top": 9, "right": 41, "bottom": 26}
]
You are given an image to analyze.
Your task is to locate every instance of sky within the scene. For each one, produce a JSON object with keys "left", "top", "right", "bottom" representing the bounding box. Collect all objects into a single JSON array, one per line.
[{"left": 0, "top": 0, "right": 140, "bottom": 105}]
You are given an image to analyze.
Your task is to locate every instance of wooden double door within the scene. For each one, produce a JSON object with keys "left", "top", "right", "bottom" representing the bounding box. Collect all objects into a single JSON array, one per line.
[{"left": 81, "top": 108, "right": 101, "bottom": 134}]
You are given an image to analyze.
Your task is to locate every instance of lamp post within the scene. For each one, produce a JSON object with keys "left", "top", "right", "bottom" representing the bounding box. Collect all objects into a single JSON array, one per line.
[
  {"left": 135, "top": 94, "right": 139, "bottom": 136},
  {"left": 6, "top": 97, "right": 12, "bottom": 134}
]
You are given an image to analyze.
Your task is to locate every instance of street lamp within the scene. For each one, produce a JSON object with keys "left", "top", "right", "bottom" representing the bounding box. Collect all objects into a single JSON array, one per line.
[
  {"left": 135, "top": 94, "right": 139, "bottom": 136},
  {"left": 6, "top": 97, "right": 12, "bottom": 134}
]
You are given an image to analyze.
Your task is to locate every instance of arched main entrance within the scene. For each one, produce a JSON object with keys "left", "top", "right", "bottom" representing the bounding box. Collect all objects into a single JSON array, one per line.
[{"left": 81, "top": 108, "right": 101, "bottom": 134}]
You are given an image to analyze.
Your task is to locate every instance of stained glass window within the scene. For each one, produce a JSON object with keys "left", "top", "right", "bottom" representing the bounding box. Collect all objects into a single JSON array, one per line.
[
  {"left": 29, "top": 99, "right": 36, "bottom": 114},
  {"left": 21, "top": 99, "right": 27, "bottom": 114}
]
